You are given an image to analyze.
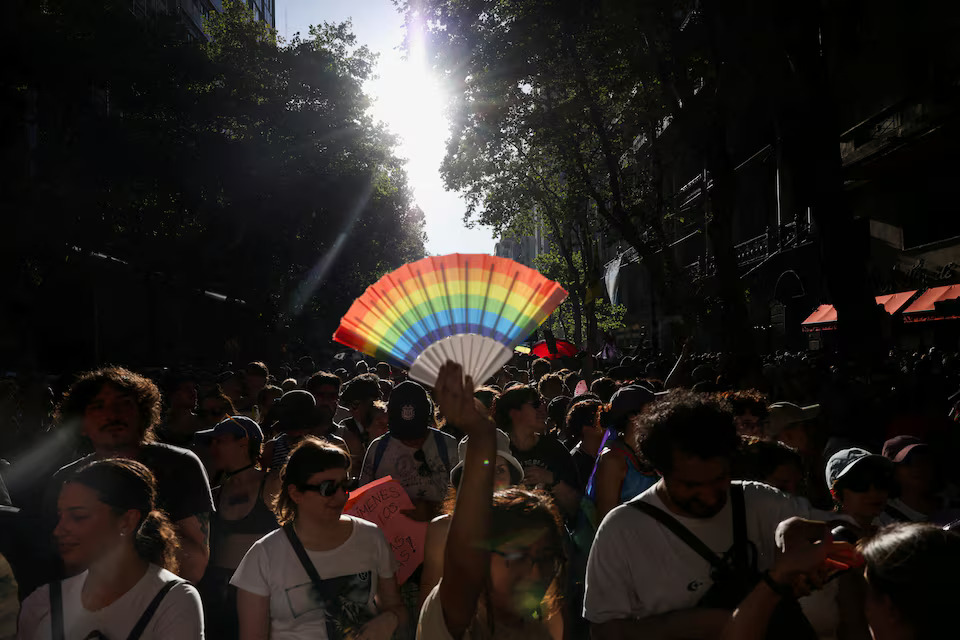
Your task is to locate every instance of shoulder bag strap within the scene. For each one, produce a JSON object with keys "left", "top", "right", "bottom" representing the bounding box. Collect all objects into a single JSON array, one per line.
[
  {"left": 729, "top": 483, "right": 753, "bottom": 572},
  {"left": 628, "top": 500, "right": 725, "bottom": 572},
  {"left": 283, "top": 522, "right": 324, "bottom": 585},
  {"left": 50, "top": 580, "right": 64, "bottom": 640},
  {"left": 282, "top": 523, "right": 345, "bottom": 640},
  {"left": 432, "top": 429, "right": 451, "bottom": 471},
  {"left": 372, "top": 435, "right": 392, "bottom": 478},
  {"left": 125, "top": 579, "right": 183, "bottom": 640}
]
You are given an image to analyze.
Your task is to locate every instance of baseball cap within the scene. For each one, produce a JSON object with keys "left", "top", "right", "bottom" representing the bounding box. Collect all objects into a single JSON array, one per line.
[
  {"left": 825, "top": 447, "right": 892, "bottom": 490},
  {"left": 387, "top": 381, "right": 431, "bottom": 438},
  {"left": 882, "top": 435, "right": 930, "bottom": 463},
  {"left": 450, "top": 429, "right": 524, "bottom": 486},
  {"left": 767, "top": 402, "right": 819, "bottom": 436},
  {"left": 195, "top": 415, "right": 264, "bottom": 444}
]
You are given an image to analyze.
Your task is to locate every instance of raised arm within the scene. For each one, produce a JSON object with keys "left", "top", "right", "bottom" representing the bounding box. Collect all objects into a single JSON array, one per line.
[{"left": 434, "top": 362, "right": 497, "bottom": 639}]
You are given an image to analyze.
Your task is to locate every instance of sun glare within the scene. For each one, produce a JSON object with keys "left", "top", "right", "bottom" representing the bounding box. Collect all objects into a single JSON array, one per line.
[{"left": 368, "top": 27, "right": 449, "bottom": 199}]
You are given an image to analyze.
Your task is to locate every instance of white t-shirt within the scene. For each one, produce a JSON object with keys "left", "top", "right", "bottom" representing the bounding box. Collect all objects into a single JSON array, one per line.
[
  {"left": 583, "top": 480, "right": 834, "bottom": 623},
  {"left": 359, "top": 431, "right": 459, "bottom": 503},
  {"left": 417, "top": 582, "right": 554, "bottom": 640},
  {"left": 17, "top": 565, "right": 202, "bottom": 640},
  {"left": 230, "top": 516, "right": 395, "bottom": 640}
]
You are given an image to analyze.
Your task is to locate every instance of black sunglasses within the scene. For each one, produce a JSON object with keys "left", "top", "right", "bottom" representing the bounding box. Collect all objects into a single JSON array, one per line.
[
  {"left": 841, "top": 466, "right": 895, "bottom": 493},
  {"left": 299, "top": 477, "right": 359, "bottom": 497},
  {"left": 413, "top": 449, "right": 431, "bottom": 477}
]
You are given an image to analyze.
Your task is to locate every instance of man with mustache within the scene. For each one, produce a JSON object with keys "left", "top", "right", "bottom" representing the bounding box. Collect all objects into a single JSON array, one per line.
[
  {"left": 46, "top": 367, "right": 214, "bottom": 584},
  {"left": 585, "top": 390, "right": 843, "bottom": 640}
]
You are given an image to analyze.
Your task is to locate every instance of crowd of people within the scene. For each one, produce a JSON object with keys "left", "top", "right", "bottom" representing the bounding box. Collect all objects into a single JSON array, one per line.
[{"left": 0, "top": 343, "right": 959, "bottom": 639}]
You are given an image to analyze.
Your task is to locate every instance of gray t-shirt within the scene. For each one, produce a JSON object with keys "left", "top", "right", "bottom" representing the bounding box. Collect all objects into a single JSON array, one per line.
[
  {"left": 17, "top": 565, "right": 203, "bottom": 640},
  {"left": 359, "top": 431, "right": 459, "bottom": 503},
  {"left": 230, "top": 517, "right": 395, "bottom": 640}
]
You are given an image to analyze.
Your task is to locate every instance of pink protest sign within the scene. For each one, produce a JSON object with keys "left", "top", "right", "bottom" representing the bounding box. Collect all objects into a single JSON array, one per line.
[
  {"left": 344, "top": 476, "right": 428, "bottom": 584},
  {"left": 574, "top": 380, "right": 588, "bottom": 396}
]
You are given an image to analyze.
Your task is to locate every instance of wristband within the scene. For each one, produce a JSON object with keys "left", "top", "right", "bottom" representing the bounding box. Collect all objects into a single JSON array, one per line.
[{"left": 761, "top": 570, "right": 795, "bottom": 599}]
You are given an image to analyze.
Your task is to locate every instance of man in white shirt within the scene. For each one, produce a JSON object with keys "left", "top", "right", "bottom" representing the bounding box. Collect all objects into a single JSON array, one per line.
[{"left": 585, "top": 390, "right": 837, "bottom": 640}]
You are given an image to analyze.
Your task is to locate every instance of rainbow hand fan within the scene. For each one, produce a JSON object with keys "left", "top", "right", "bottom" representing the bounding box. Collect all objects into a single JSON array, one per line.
[{"left": 332, "top": 254, "right": 568, "bottom": 387}]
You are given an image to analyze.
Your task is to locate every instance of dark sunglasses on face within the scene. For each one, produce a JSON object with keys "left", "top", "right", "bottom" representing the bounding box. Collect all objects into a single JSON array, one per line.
[
  {"left": 842, "top": 466, "right": 895, "bottom": 493},
  {"left": 299, "top": 477, "right": 359, "bottom": 497}
]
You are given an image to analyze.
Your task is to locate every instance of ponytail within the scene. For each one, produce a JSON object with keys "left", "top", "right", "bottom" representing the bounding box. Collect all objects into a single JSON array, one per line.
[{"left": 134, "top": 509, "right": 180, "bottom": 573}]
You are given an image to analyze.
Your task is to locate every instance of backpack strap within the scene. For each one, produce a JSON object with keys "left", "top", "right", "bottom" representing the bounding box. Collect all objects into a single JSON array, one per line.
[
  {"left": 628, "top": 500, "right": 726, "bottom": 572},
  {"left": 372, "top": 435, "right": 392, "bottom": 478},
  {"left": 125, "top": 579, "right": 183, "bottom": 640},
  {"left": 432, "top": 429, "right": 451, "bottom": 472},
  {"left": 729, "top": 483, "right": 751, "bottom": 571},
  {"left": 50, "top": 580, "right": 64, "bottom": 640}
]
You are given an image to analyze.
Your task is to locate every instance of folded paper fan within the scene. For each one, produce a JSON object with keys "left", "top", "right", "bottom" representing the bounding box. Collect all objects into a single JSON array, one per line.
[{"left": 333, "top": 254, "right": 568, "bottom": 387}]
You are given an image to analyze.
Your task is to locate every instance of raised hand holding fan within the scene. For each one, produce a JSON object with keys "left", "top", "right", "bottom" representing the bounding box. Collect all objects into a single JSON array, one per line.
[{"left": 332, "top": 254, "right": 568, "bottom": 387}]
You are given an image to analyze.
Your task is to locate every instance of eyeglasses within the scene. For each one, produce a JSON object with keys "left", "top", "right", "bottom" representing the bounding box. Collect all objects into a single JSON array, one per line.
[
  {"left": 299, "top": 477, "right": 359, "bottom": 497},
  {"left": 492, "top": 547, "right": 564, "bottom": 579},
  {"left": 413, "top": 449, "right": 431, "bottom": 477}
]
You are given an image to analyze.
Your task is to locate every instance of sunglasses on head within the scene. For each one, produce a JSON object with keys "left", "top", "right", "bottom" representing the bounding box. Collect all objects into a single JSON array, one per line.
[{"left": 299, "top": 477, "right": 359, "bottom": 497}]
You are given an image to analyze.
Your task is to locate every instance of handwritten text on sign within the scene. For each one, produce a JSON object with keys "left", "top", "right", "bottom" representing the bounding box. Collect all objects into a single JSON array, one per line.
[{"left": 344, "top": 476, "right": 428, "bottom": 584}]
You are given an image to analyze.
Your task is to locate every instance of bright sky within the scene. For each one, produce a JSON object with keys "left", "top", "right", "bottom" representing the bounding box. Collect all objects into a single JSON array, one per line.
[{"left": 277, "top": 0, "right": 496, "bottom": 256}]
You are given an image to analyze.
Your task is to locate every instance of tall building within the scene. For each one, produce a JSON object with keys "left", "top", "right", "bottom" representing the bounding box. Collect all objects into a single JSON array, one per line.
[
  {"left": 130, "top": 0, "right": 223, "bottom": 40},
  {"left": 246, "top": 0, "right": 276, "bottom": 28}
]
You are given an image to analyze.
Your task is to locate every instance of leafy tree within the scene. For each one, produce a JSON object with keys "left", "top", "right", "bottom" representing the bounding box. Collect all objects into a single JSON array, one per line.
[{"left": 1, "top": 0, "right": 425, "bottom": 367}]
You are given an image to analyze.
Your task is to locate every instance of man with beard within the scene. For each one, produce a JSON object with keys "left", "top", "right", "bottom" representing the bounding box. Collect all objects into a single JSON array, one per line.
[
  {"left": 46, "top": 367, "right": 214, "bottom": 584},
  {"left": 585, "top": 390, "right": 838, "bottom": 640}
]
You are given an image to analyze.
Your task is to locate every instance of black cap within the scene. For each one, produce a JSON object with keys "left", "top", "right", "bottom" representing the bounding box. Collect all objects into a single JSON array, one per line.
[{"left": 388, "top": 380, "right": 431, "bottom": 439}]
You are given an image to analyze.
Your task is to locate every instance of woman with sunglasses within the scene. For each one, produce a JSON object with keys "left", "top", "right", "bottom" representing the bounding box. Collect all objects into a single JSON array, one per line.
[
  {"left": 18, "top": 458, "right": 203, "bottom": 639},
  {"left": 420, "top": 362, "right": 567, "bottom": 640},
  {"left": 231, "top": 437, "right": 404, "bottom": 640},
  {"left": 493, "top": 385, "right": 582, "bottom": 518}
]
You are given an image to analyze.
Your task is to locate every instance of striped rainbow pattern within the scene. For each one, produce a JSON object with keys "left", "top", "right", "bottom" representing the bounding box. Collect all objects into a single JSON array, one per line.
[{"left": 333, "top": 254, "right": 568, "bottom": 380}]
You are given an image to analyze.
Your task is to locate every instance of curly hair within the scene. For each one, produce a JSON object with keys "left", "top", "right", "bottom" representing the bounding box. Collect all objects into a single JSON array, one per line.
[
  {"left": 566, "top": 398, "right": 603, "bottom": 444},
  {"left": 55, "top": 367, "right": 162, "bottom": 442},
  {"left": 720, "top": 389, "right": 769, "bottom": 419},
  {"left": 273, "top": 436, "right": 352, "bottom": 525},
  {"left": 635, "top": 390, "right": 739, "bottom": 474},
  {"left": 67, "top": 458, "right": 179, "bottom": 572}
]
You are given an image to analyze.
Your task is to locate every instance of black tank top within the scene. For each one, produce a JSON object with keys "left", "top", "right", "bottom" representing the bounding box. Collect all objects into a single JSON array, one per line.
[{"left": 210, "top": 475, "right": 278, "bottom": 570}]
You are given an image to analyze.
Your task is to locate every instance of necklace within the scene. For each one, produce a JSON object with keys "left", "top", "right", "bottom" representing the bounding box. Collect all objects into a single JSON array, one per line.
[{"left": 221, "top": 463, "right": 255, "bottom": 484}]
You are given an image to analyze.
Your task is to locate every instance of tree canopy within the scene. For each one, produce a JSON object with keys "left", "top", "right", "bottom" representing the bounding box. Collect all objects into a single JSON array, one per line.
[{"left": 2, "top": 0, "right": 426, "bottom": 366}]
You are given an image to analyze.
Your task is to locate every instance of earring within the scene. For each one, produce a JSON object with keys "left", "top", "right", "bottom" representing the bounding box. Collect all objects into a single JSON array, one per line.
[{"left": 120, "top": 531, "right": 126, "bottom": 537}]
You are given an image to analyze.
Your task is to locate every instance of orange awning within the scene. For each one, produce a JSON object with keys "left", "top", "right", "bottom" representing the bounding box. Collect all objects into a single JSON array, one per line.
[
  {"left": 801, "top": 304, "right": 837, "bottom": 326},
  {"left": 902, "top": 284, "right": 960, "bottom": 321},
  {"left": 801, "top": 290, "right": 917, "bottom": 329}
]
